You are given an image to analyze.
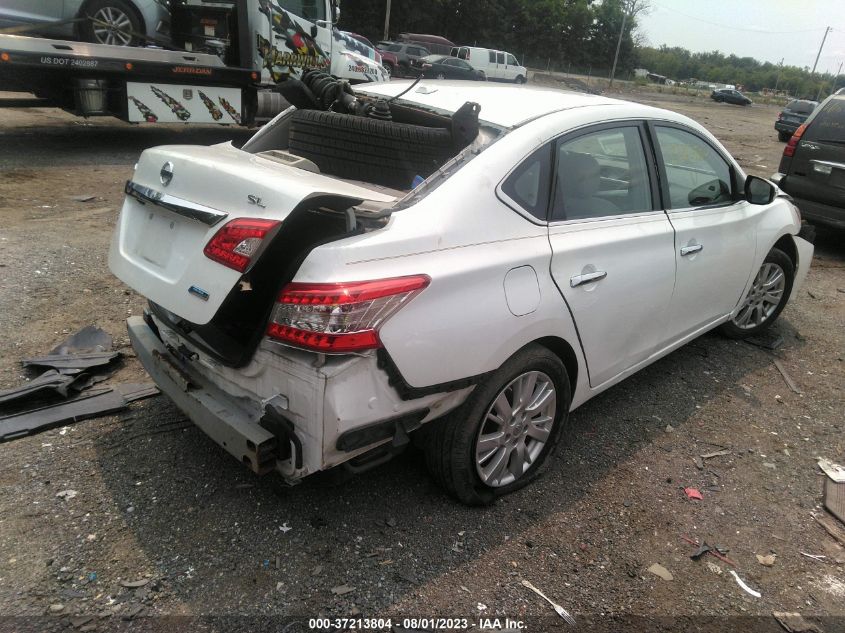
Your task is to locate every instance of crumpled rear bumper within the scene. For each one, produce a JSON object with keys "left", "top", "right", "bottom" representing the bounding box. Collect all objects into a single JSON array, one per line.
[{"left": 127, "top": 315, "right": 285, "bottom": 475}]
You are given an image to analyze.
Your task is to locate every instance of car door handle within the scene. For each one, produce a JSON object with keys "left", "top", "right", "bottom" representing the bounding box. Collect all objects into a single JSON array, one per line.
[
  {"left": 570, "top": 270, "right": 607, "bottom": 287},
  {"left": 680, "top": 244, "right": 704, "bottom": 256}
]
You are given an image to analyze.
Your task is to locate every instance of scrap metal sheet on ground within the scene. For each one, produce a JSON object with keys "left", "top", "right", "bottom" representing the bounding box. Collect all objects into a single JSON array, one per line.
[{"left": 126, "top": 82, "right": 243, "bottom": 124}]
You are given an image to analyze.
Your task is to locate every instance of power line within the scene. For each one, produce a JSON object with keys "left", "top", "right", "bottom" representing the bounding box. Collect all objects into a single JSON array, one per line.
[{"left": 650, "top": 1, "right": 829, "bottom": 35}]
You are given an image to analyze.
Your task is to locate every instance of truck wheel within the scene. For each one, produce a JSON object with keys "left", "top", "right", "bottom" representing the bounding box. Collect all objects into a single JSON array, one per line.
[
  {"left": 423, "top": 345, "right": 571, "bottom": 505},
  {"left": 720, "top": 248, "right": 794, "bottom": 339},
  {"left": 383, "top": 62, "right": 393, "bottom": 78},
  {"left": 515, "top": 75, "right": 526, "bottom": 84},
  {"left": 288, "top": 109, "right": 455, "bottom": 189},
  {"left": 79, "top": 0, "right": 143, "bottom": 47}
]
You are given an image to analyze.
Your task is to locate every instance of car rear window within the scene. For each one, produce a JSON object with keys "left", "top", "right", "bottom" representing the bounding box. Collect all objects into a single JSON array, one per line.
[
  {"left": 786, "top": 100, "right": 815, "bottom": 114},
  {"left": 805, "top": 98, "right": 845, "bottom": 142}
]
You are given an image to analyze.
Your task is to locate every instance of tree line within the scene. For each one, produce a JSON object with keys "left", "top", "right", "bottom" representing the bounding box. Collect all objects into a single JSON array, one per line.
[{"left": 338, "top": 0, "right": 842, "bottom": 98}]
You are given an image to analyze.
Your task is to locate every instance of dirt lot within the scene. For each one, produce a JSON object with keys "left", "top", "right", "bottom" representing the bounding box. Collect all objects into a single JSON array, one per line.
[{"left": 0, "top": 86, "right": 843, "bottom": 632}]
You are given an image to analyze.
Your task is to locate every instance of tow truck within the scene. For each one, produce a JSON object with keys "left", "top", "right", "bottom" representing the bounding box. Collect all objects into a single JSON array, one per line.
[{"left": 0, "top": 0, "right": 387, "bottom": 126}]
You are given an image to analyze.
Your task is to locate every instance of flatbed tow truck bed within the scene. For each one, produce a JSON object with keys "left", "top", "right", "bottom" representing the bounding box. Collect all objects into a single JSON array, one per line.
[{"left": 0, "top": 33, "right": 258, "bottom": 124}]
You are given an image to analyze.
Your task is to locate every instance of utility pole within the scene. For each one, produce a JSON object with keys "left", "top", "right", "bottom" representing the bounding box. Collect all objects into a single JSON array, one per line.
[
  {"left": 608, "top": 5, "right": 629, "bottom": 88},
  {"left": 811, "top": 26, "right": 831, "bottom": 74},
  {"left": 833, "top": 61, "right": 844, "bottom": 93},
  {"left": 383, "top": 0, "right": 391, "bottom": 41},
  {"left": 773, "top": 57, "right": 784, "bottom": 94}
]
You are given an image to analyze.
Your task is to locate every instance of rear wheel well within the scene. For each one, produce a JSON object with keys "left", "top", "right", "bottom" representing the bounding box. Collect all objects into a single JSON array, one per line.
[
  {"left": 533, "top": 336, "right": 578, "bottom": 397},
  {"left": 773, "top": 234, "right": 798, "bottom": 270}
]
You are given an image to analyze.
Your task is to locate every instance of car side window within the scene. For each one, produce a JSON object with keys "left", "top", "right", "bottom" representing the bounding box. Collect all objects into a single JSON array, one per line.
[
  {"left": 506, "top": 54, "right": 517, "bottom": 65},
  {"left": 501, "top": 144, "right": 553, "bottom": 220},
  {"left": 496, "top": 51, "right": 505, "bottom": 64},
  {"left": 550, "top": 126, "right": 652, "bottom": 222},
  {"left": 653, "top": 126, "right": 733, "bottom": 209},
  {"left": 488, "top": 51, "right": 496, "bottom": 63}
]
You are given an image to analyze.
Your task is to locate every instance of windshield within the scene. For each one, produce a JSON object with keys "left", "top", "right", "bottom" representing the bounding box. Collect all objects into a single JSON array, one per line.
[{"left": 275, "top": 0, "right": 326, "bottom": 22}]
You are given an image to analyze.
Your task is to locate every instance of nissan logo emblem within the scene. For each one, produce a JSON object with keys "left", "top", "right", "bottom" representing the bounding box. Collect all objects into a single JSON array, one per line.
[{"left": 160, "top": 161, "right": 174, "bottom": 186}]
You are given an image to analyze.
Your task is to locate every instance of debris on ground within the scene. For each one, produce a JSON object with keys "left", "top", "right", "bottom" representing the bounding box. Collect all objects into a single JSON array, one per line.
[
  {"left": 684, "top": 487, "right": 703, "bottom": 500},
  {"left": 681, "top": 535, "right": 737, "bottom": 567},
  {"left": 120, "top": 578, "right": 151, "bottom": 588},
  {"left": 55, "top": 490, "right": 77, "bottom": 500},
  {"left": 700, "top": 449, "right": 732, "bottom": 460},
  {"left": 520, "top": 579, "right": 576, "bottom": 624},
  {"left": 71, "top": 194, "right": 97, "bottom": 202},
  {"left": 706, "top": 561, "right": 723, "bottom": 575},
  {"left": 729, "top": 570, "right": 761, "bottom": 598},
  {"left": 745, "top": 331, "right": 785, "bottom": 350},
  {"left": 756, "top": 553, "right": 777, "bottom": 566},
  {"left": 799, "top": 552, "right": 827, "bottom": 562},
  {"left": 330, "top": 584, "right": 354, "bottom": 595},
  {"left": 819, "top": 459, "right": 845, "bottom": 523},
  {"left": 1, "top": 383, "right": 158, "bottom": 442},
  {"left": 772, "top": 611, "right": 822, "bottom": 633},
  {"left": 646, "top": 563, "right": 673, "bottom": 581},
  {"left": 772, "top": 359, "right": 802, "bottom": 394},
  {"left": 814, "top": 513, "right": 845, "bottom": 547}
]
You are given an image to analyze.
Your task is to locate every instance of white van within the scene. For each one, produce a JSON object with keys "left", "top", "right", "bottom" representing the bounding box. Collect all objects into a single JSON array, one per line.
[{"left": 450, "top": 46, "right": 527, "bottom": 83}]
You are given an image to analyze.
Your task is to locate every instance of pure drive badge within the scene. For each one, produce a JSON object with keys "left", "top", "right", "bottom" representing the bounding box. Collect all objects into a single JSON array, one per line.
[{"left": 188, "top": 285, "right": 210, "bottom": 301}]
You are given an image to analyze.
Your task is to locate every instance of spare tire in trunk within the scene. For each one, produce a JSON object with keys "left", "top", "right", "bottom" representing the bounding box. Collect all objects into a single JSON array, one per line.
[{"left": 288, "top": 109, "right": 456, "bottom": 189}]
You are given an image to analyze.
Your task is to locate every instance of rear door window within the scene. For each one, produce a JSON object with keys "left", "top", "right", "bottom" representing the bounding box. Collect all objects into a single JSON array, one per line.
[
  {"left": 488, "top": 51, "right": 496, "bottom": 63},
  {"left": 804, "top": 98, "right": 845, "bottom": 142},
  {"left": 552, "top": 126, "right": 653, "bottom": 221}
]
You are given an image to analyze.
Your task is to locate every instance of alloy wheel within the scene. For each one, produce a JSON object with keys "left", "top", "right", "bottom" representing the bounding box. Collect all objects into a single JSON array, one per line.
[
  {"left": 732, "top": 262, "right": 786, "bottom": 329},
  {"left": 93, "top": 7, "right": 133, "bottom": 46},
  {"left": 475, "top": 371, "right": 557, "bottom": 487}
]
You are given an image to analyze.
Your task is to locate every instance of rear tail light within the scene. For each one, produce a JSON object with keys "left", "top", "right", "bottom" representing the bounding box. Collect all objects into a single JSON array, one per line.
[
  {"left": 266, "top": 275, "right": 430, "bottom": 353},
  {"left": 203, "top": 218, "right": 281, "bottom": 272},
  {"left": 783, "top": 123, "right": 807, "bottom": 157}
]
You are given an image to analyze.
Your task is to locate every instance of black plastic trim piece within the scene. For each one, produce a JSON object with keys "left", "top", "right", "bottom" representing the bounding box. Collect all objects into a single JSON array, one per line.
[
  {"left": 335, "top": 409, "right": 429, "bottom": 452},
  {"left": 260, "top": 404, "right": 302, "bottom": 469},
  {"left": 376, "top": 348, "right": 486, "bottom": 401}
]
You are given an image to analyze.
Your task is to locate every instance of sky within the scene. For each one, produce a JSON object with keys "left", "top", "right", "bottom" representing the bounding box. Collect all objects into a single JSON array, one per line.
[{"left": 639, "top": 0, "right": 845, "bottom": 73}]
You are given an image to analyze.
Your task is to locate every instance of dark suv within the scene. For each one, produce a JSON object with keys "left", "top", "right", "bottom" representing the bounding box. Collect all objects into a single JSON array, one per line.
[
  {"left": 775, "top": 99, "right": 817, "bottom": 142},
  {"left": 377, "top": 42, "right": 430, "bottom": 76},
  {"left": 774, "top": 93, "right": 845, "bottom": 230},
  {"left": 711, "top": 88, "right": 752, "bottom": 106}
]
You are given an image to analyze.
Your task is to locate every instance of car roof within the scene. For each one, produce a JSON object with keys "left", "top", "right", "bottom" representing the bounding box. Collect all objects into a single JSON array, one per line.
[{"left": 356, "top": 81, "right": 639, "bottom": 128}]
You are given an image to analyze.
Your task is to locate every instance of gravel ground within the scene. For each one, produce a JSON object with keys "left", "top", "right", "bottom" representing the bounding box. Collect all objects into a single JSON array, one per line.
[{"left": 0, "top": 86, "right": 843, "bottom": 633}]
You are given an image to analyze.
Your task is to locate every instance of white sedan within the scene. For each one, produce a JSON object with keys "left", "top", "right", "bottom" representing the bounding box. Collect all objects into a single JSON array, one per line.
[{"left": 109, "top": 80, "right": 813, "bottom": 505}]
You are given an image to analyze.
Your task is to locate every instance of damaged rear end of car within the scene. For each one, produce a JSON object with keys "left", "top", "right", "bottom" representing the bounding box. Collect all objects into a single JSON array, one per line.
[{"left": 109, "top": 75, "right": 493, "bottom": 483}]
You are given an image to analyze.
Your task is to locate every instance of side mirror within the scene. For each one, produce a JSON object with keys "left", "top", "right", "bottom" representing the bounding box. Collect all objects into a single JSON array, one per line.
[{"left": 745, "top": 175, "right": 776, "bottom": 205}]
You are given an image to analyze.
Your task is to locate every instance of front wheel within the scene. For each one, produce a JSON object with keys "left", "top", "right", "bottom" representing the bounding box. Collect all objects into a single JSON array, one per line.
[
  {"left": 515, "top": 75, "right": 526, "bottom": 84},
  {"left": 720, "top": 248, "right": 794, "bottom": 339},
  {"left": 423, "top": 344, "right": 571, "bottom": 505}
]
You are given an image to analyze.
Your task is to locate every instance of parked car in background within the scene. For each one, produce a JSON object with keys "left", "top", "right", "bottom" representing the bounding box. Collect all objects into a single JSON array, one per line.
[
  {"left": 342, "top": 31, "right": 397, "bottom": 76},
  {"left": 110, "top": 81, "right": 813, "bottom": 504},
  {"left": 775, "top": 99, "right": 817, "bottom": 142},
  {"left": 396, "top": 32, "right": 454, "bottom": 56},
  {"left": 711, "top": 88, "right": 752, "bottom": 106},
  {"left": 377, "top": 41, "right": 430, "bottom": 76},
  {"left": 774, "top": 92, "right": 845, "bottom": 229},
  {"left": 450, "top": 46, "right": 527, "bottom": 83},
  {"left": 0, "top": 0, "right": 170, "bottom": 46},
  {"left": 413, "top": 55, "right": 485, "bottom": 80}
]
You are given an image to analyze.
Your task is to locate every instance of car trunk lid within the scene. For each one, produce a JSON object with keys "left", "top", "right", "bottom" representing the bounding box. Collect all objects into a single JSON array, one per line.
[{"left": 109, "top": 143, "right": 396, "bottom": 326}]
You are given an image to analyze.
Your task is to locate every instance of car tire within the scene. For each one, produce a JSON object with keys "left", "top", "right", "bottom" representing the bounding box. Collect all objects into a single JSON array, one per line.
[
  {"left": 383, "top": 63, "right": 393, "bottom": 78},
  {"left": 288, "top": 109, "right": 455, "bottom": 189},
  {"left": 79, "top": 0, "right": 144, "bottom": 47},
  {"left": 422, "top": 344, "right": 571, "bottom": 505},
  {"left": 720, "top": 248, "right": 795, "bottom": 339},
  {"left": 778, "top": 131, "right": 791, "bottom": 142},
  {"left": 515, "top": 75, "right": 526, "bottom": 84}
]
